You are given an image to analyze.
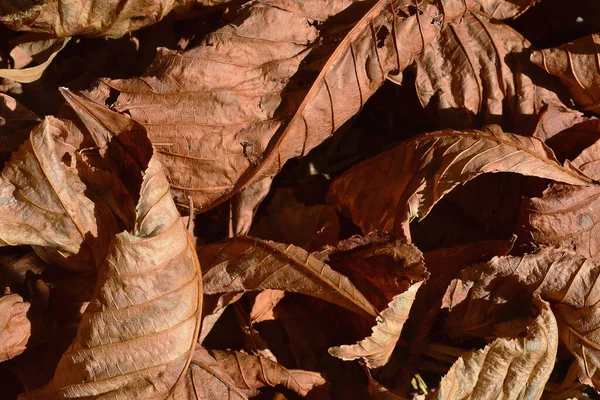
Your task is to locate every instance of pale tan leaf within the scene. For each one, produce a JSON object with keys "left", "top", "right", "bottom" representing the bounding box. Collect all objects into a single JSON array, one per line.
[
  {"left": 0, "top": 292, "right": 31, "bottom": 362},
  {"left": 250, "top": 289, "right": 286, "bottom": 324},
  {"left": 429, "top": 298, "right": 558, "bottom": 400},
  {"left": 412, "top": 10, "right": 586, "bottom": 140},
  {"left": 0, "top": 37, "right": 70, "bottom": 83},
  {"left": 199, "top": 236, "right": 378, "bottom": 318},
  {"left": 327, "top": 125, "right": 591, "bottom": 234},
  {"left": 0, "top": 117, "right": 118, "bottom": 271},
  {"left": 28, "top": 151, "right": 202, "bottom": 398},
  {"left": 531, "top": 33, "right": 600, "bottom": 115},
  {"left": 211, "top": 349, "right": 326, "bottom": 397},
  {"left": 89, "top": 0, "right": 472, "bottom": 217},
  {"left": 0, "top": 0, "right": 230, "bottom": 38},
  {"left": 329, "top": 282, "right": 421, "bottom": 369}
]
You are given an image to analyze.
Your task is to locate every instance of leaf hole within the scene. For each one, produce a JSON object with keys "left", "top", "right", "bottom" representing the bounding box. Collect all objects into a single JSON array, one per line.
[{"left": 376, "top": 26, "right": 389, "bottom": 48}]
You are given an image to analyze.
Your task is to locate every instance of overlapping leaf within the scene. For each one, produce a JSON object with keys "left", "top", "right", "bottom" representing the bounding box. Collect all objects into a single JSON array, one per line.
[
  {"left": 328, "top": 125, "right": 591, "bottom": 234},
  {"left": 0, "top": 292, "right": 31, "bottom": 362},
  {"left": 468, "top": 0, "right": 540, "bottom": 20},
  {"left": 429, "top": 298, "right": 557, "bottom": 400}
]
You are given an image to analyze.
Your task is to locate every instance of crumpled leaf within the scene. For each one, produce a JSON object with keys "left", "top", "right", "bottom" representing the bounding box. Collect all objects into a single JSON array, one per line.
[
  {"left": 27, "top": 142, "right": 202, "bottom": 398},
  {"left": 329, "top": 282, "right": 421, "bottom": 369},
  {"left": 428, "top": 298, "right": 558, "bottom": 400},
  {"left": 0, "top": 37, "right": 70, "bottom": 83},
  {"left": 89, "top": 0, "right": 472, "bottom": 218},
  {"left": 0, "top": 292, "right": 31, "bottom": 362},
  {"left": 0, "top": 116, "right": 118, "bottom": 271},
  {"left": 199, "top": 236, "right": 378, "bottom": 318},
  {"left": 328, "top": 124, "right": 591, "bottom": 234},
  {"left": 411, "top": 9, "right": 586, "bottom": 140},
  {"left": 0, "top": 0, "right": 229, "bottom": 38},
  {"left": 170, "top": 346, "right": 248, "bottom": 400},
  {"left": 531, "top": 33, "right": 600, "bottom": 115},
  {"left": 468, "top": 0, "right": 540, "bottom": 20},
  {"left": 517, "top": 138, "right": 600, "bottom": 257},
  {"left": 210, "top": 349, "right": 326, "bottom": 397}
]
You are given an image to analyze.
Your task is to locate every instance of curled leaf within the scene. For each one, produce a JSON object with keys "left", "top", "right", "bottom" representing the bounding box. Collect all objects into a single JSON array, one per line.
[
  {"left": 0, "top": 292, "right": 31, "bottom": 362},
  {"left": 429, "top": 298, "right": 558, "bottom": 400},
  {"left": 329, "top": 282, "right": 422, "bottom": 369},
  {"left": 199, "top": 236, "right": 378, "bottom": 318},
  {"left": 328, "top": 125, "right": 591, "bottom": 234},
  {"left": 0, "top": 37, "right": 70, "bottom": 83}
]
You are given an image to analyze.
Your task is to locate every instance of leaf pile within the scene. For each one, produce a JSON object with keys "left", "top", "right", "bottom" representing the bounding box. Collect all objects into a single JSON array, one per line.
[{"left": 1, "top": 0, "right": 600, "bottom": 398}]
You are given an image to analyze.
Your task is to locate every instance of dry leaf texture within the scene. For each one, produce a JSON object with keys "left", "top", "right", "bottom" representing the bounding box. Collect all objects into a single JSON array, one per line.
[
  {"left": 0, "top": 293, "right": 31, "bottom": 362},
  {"left": 412, "top": 9, "right": 584, "bottom": 139},
  {"left": 199, "top": 236, "right": 378, "bottom": 318},
  {"left": 329, "top": 282, "right": 421, "bottom": 369},
  {"left": 90, "top": 0, "right": 472, "bottom": 214},
  {"left": 430, "top": 298, "right": 558, "bottom": 400},
  {"left": 328, "top": 125, "right": 591, "bottom": 234},
  {"left": 31, "top": 155, "right": 202, "bottom": 399},
  {"left": 0, "top": 117, "right": 117, "bottom": 271},
  {"left": 468, "top": 0, "right": 540, "bottom": 20},
  {"left": 531, "top": 33, "right": 600, "bottom": 115}
]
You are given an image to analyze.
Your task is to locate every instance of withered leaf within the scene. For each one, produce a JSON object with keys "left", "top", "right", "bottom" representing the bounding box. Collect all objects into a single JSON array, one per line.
[
  {"left": 210, "top": 349, "right": 326, "bottom": 397},
  {"left": 249, "top": 289, "right": 286, "bottom": 324},
  {"left": 429, "top": 298, "right": 557, "bottom": 400},
  {"left": 531, "top": 33, "right": 600, "bottom": 115},
  {"left": 0, "top": 93, "right": 39, "bottom": 154},
  {"left": 468, "top": 0, "right": 540, "bottom": 20},
  {"left": 91, "top": 0, "right": 471, "bottom": 217},
  {"left": 28, "top": 152, "right": 203, "bottom": 398},
  {"left": 0, "top": 117, "right": 118, "bottom": 271},
  {"left": 329, "top": 282, "right": 421, "bottom": 369},
  {"left": 0, "top": 0, "right": 227, "bottom": 38},
  {"left": 0, "top": 292, "right": 31, "bottom": 362},
  {"left": 199, "top": 236, "right": 378, "bottom": 318},
  {"left": 518, "top": 138, "right": 600, "bottom": 257},
  {"left": 411, "top": 9, "right": 586, "bottom": 140},
  {"left": 0, "top": 37, "right": 70, "bottom": 83},
  {"left": 328, "top": 125, "right": 591, "bottom": 234}
]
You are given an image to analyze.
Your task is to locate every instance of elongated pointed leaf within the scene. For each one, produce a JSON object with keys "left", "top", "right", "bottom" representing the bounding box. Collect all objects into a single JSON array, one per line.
[
  {"left": 199, "top": 236, "right": 378, "bottom": 318},
  {"left": 328, "top": 125, "right": 591, "bottom": 234}
]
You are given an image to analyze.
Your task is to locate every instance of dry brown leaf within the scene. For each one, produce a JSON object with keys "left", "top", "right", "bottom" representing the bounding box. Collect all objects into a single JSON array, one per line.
[
  {"left": 412, "top": 9, "right": 585, "bottom": 140},
  {"left": 89, "top": 0, "right": 472, "bottom": 219},
  {"left": 429, "top": 298, "right": 558, "bottom": 400},
  {"left": 517, "top": 138, "right": 600, "bottom": 257},
  {"left": 0, "top": 292, "right": 31, "bottom": 362},
  {"left": 329, "top": 282, "right": 421, "bottom": 369},
  {"left": 199, "top": 236, "right": 378, "bottom": 318},
  {"left": 531, "top": 33, "right": 600, "bottom": 115},
  {"left": 170, "top": 346, "right": 248, "bottom": 400},
  {"left": 0, "top": 117, "right": 118, "bottom": 271},
  {"left": 468, "top": 0, "right": 540, "bottom": 19},
  {"left": 249, "top": 289, "right": 286, "bottom": 324},
  {"left": 0, "top": 0, "right": 229, "bottom": 38},
  {"left": 0, "top": 37, "right": 70, "bottom": 83},
  {"left": 250, "top": 188, "right": 340, "bottom": 251},
  {"left": 210, "top": 349, "right": 326, "bottom": 397},
  {"left": 0, "top": 94, "right": 39, "bottom": 154},
  {"left": 27, "top": 148, "right": 202, "bottom": 398},
  {"left": 327, "top": 125, "right": 591, "bottom": 234}
]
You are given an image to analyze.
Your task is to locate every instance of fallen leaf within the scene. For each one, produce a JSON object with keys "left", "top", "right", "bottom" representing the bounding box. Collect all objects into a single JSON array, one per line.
[
  {"left": 517, "top": 138, "right": 600, "bottom": 257},
  {"left": 0, "top": 37, "right": 70, "bottom": 83},
  {"left": 329, "top": 282, "right": 422, "bottom": 369},
  {"left": 0, "top": 94, "right": 39, "bottom": 155},
  {"left": 411, "top": 9, "right": 585, "bottom": 139},
  {"left": 531, "top": 33, "right": 600, "bottom": 115},
  {"left": 0, "top": 117, "right": 118, "bottom": 271},
  {"left": 210, "top": 349, "right": 326, "bottom": 397},
  {"left": 0, "top": 0, "right": 228, "bottom": 38},
  {"left": 89, "top": 0, "right": 472, "bottom": 218},
  {"left": 468, "top": 0, "right": 540, "bottom": 20},
  {"left": 328, "top": 125, "right": 591, "bottom": 234},
  {"left": 0, "top": 292, "right": 31, "bottom": 362},
  {"left": 27, "top": 146, "right": 202, "bottom": 397},
  {"left": 199, "top": 236, "right": 378, "bottom": 318},
  {"left": 250, "top": 289, "right": 286, "bottom": 324},
  {"left": 429, "top": 298, "right": 558, "bottom": 400}
]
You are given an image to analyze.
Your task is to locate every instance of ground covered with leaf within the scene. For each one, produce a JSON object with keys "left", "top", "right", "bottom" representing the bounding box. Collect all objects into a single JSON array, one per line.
[{"left": 2, "top": 0, "right": 600, "bottom": 399}]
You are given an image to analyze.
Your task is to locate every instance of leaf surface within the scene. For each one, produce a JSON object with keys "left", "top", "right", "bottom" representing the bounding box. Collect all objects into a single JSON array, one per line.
[
  {"left": 199, "top": 236, "right": 378, "bottom": 318},
  {"left": 328, "top": 125, "right": 591, "bottom": 234},
  {"left": 0, "top": 292, "right": 31, "bottom": 362},
  {"left": 329, "top": 282, "right": 421, "bottom": 369},
  {"left": 429, "top": 298, "right": 557, "bottom": 400},
  {"left": 0, "top": 37, "right": 70, "bottom": 83}
]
